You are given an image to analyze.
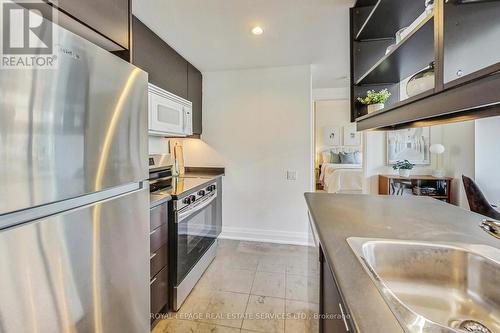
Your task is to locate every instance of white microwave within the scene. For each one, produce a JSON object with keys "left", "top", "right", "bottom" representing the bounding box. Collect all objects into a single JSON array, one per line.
[{"left": 148, "top": 83, "right": 193, "bottom": 137}]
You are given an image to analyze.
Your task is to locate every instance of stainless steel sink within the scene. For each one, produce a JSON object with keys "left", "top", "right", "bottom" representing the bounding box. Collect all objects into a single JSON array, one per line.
[{"left": 347, "top": 238, "right": 500, "bottom": 333}]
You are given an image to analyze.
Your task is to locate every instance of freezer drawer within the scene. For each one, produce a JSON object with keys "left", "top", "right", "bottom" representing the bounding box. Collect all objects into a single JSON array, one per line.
[
  {"left": 0, "top": 15, "right": 148, "bottom": 216},
  {"left": 0, "top": 187, "right": 150, "bottom": 333}
]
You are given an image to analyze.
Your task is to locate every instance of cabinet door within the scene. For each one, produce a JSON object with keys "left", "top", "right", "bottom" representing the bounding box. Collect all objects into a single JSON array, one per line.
[
  {"left": 49, "top": 0, "right": 129, "bottom": 49},
  {"left": 188, "top": 63, "right": 203, "bottom": 135},
  {"left": 443, "top": 0, "right": 500, "bottom": 86},
  {"left": 321, "top": 248, "right": 352, "bottom": 333},
  {"left": 150, "top": 266, "right": 169, "bottom": 314},
  {"left": 132, "top": 16, "right": 188, "bottom": 99}
]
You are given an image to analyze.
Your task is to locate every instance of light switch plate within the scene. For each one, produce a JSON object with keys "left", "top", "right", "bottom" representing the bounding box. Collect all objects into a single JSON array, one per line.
[{"left": 286, "top": 170, "right": 298, "bottom": 181}]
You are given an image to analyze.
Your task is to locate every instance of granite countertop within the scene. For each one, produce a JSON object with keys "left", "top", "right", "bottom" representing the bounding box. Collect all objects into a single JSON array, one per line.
[
  {"left": 149, "top": 167, "right": 225, "bottom": 207},
  {"left": 304, "top": 193, "right": 499, "bottom": 333}
]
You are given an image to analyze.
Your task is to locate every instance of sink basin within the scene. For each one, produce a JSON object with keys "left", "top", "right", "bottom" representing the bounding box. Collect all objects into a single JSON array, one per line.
[{"left": 347, "top": 238, "right": 500, "bottom": 333}]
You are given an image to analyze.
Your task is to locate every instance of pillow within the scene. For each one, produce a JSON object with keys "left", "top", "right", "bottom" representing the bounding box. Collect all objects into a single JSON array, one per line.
[
  {"left": 321, "top": 152, "right": 331, "bottom": 163},
  {"left": 354, "top": 151, "right": 363, "bottom": 164},
  {"left": 339, "top": 152, "right": 356, "bottom": 164},
  {"left": 330, "top": 151, "right": 341, "bottom": 164}
]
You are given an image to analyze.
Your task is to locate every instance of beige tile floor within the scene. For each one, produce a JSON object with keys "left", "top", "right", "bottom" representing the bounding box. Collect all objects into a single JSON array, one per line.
[{"left": 152, "top": 239, "right": 319, "bottom": 333}]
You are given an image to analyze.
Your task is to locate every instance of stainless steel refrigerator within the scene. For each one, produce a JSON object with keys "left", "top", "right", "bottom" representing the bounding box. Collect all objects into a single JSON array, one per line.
[{"left": 0, "top": 15, "right": 150, "bottom": 333}]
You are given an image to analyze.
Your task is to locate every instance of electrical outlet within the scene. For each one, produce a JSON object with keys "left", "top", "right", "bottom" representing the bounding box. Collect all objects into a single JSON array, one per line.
[{"left": 286, "top": 170, "right": 298, "bottom": 181}]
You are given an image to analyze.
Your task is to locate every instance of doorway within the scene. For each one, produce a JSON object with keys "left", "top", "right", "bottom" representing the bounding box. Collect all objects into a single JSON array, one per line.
[{"left": 313, "top": 99, "right": 364, "bottom": 193}]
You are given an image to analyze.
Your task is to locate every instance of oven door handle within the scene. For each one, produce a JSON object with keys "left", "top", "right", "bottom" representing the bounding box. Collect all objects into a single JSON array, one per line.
[{"left": 177, "top": 192, "right": 217, "bottom": 223}]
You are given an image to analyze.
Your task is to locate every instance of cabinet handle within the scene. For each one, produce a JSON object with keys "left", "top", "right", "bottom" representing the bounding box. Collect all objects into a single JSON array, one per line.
[
  {"left": 339, "top": 302, "right": 349, "bottom": 332},
  {"left": 150, "top": 252, "right": 157, "bottom": 260},
  {"left": 150, "top": 277, "right": 157, "bottom": 285},
  {"left": 150, "top": 228, "right": 159, "bottom": 236},
  {"left": 183, "top": 108, "right": 187, "bottom": 132}
]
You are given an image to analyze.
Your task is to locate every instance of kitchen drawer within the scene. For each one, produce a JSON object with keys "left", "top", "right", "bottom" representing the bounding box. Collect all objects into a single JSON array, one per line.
[
  {"left": 150, "top": 224, "right": 168, "bottom": 254},
  {"left": 150, "top": 266, "right": 168, "bottom": 314},
  {"left": 150, "top": 202, "right": 167, "bottom": 230},
  {"left": 150, "top": 243, "right": 168, "bottom": 278}
]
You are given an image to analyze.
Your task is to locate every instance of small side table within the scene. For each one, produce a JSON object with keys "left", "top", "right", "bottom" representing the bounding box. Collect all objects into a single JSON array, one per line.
[{"left": 379, "top": 175, "right": 453, "bottom": 203}]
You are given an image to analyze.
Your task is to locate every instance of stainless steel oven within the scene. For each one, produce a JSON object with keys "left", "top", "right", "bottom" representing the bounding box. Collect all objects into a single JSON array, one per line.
[{"left": 171, "top": 181, "right": 219, "bottom": 310}]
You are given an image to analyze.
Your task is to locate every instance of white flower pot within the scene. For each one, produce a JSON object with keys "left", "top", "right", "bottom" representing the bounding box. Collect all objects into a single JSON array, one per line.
[
  {"left": 367, "top": 103, "right": 384, "bottom": 114},
  {"left": 399, "top": 169, "right": 411, "bottom": 178}
]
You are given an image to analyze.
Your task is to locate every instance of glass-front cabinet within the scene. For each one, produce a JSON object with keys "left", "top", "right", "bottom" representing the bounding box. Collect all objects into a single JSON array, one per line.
[{"left": 443, "top": 0, "right": 500, "bottom": 86}]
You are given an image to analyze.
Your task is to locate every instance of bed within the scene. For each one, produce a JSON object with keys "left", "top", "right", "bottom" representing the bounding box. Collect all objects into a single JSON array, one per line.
[{"left": 319, "top": 148, "right": 363, "bottom": 194}]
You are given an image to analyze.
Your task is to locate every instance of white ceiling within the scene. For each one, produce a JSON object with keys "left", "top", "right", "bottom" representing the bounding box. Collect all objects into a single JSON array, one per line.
[{"left": 132, "top": 0, "right": 354, "bottom": 89}]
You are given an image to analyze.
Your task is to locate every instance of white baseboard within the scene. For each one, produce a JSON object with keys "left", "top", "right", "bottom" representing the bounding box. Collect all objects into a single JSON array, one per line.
[{"left": 219, "top": 226, "right": 314, "bottom": 247}]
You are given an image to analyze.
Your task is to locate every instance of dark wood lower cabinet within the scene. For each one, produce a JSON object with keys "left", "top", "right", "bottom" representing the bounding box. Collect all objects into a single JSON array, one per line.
[
  {"left": 150, "top": 223, "right": 168, "bottom": 254},
  {"left": 320, "top": 246, "right": 355, "bottom": 333},
  {"left": 150, "top": 266, "right": 169, "bottom": 314},
  {"left": 150, "top": 201, "right": 169, "bottom": 326},
  {"left": 150, "top": 243, "right": 168, "bottom": 278}
]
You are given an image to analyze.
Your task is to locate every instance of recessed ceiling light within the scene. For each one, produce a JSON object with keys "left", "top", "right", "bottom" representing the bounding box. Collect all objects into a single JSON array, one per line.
[{"left": 251, "top": 26, "right": 264, "bottom": 35}]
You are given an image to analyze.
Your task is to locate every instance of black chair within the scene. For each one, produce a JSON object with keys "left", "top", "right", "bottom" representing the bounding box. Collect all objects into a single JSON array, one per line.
[{"left": 462, "top": 175, "right": 500, "bottom": 220}]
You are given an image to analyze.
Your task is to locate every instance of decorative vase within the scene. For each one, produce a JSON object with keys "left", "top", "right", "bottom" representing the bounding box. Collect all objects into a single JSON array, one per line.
[
  {"left": 399, "top": 169, "right": 411, "bottom": 177},
  {"left": 406, "top": 62, "right": 435, "bottom": 97},
  {"left": 367, "top": 103, "right": 384, "bottom": 114}
]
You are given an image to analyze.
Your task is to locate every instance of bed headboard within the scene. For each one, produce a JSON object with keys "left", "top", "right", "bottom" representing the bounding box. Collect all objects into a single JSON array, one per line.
[{"left": 321, "top": 146, "right": 359, "bottom": 154}]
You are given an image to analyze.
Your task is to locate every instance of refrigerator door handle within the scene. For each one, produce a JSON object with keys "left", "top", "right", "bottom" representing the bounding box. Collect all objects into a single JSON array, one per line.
[{"left": 0, "top": 182, "right": 147, "bottom": 231}]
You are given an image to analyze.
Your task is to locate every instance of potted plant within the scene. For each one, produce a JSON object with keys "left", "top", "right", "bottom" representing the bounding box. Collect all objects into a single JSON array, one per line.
[
  {"left": 357, "top": 89, "right": 391, "bottom": 114},
  {"left": 393, "top": 160, "right": 414, "bottom": 177}
]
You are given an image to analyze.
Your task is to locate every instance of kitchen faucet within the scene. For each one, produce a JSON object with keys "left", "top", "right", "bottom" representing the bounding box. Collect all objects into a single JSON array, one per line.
[{"left": 480, "top": 219, "right": 500, "bottom": 239}]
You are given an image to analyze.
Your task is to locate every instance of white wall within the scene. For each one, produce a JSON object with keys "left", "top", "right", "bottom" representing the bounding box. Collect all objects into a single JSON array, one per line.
[
  {"left": 315, "top": 99, "right": 352, "bottom": 153},
  {"left": 441, "top": 121, "right": 475, "bottom": 208},
  {"left": 475, "top": 116, "right": 500, "bottom": 207},
  {"left": 312, "top": 87, "right": 349, "bottom": 101},
  {"left": 148, "top": 136, "right": 170, "bottom": 155},
  {"left": 180, "top": 65, "right": 313, "bottom": 245}
]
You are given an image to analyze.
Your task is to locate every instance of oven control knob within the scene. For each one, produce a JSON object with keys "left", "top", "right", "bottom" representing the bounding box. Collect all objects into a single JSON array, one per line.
[
  {"left": 183, "top": 197, "right": 191, "bottom": 204},
  {"left": 211, "top": 185, "right": 216, "bottom": 191},
  {"left": 190, "top": 195, "right": 196, "bottom": 202},
  {"left": 198, "top": 190, "right": 206, "bottom": 196}
]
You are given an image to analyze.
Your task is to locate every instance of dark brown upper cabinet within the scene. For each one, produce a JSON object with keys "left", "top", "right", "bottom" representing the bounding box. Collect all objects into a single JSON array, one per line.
[
  {"left": 46, "top": 0, "right": 129, "bottom": 49},
  {"left": 132, "top": 16, "right": 203, "bottom": 136},
  {"left": 188, "top": 63, "right": 203, "bottom": 136},
  {"left": 351, "top": 0, "right": 500, "bottom": 131},
  {"left": 132, "top": 16, "right": 188, "bottom": 99},
  {"left": 443, "top": 0, "right": 500, "bottom": 88}
]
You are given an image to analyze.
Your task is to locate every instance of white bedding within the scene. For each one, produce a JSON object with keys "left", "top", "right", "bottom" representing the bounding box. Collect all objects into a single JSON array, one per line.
[{"left": 320, "top": 163, "right": 363, "bottom": 193}]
